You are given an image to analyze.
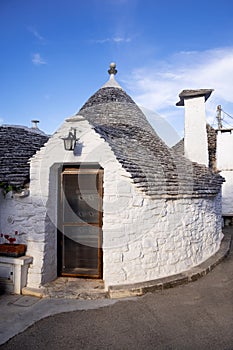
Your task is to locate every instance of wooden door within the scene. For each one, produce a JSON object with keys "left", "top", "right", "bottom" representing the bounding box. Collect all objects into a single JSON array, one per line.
[{"left": 59, "top": 167, "right": 103, "bottom": 278}]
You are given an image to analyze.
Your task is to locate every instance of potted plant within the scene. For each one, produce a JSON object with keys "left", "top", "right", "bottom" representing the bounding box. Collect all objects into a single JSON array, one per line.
[{"left": 0, "top": 231, "right": 27, "bottom": 257}]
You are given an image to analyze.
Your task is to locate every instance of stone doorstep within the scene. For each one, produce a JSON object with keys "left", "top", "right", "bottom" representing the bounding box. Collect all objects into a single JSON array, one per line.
[
  {"left": 108, "top": 231, "right": 232, "bottom": 299},
  {"left": 22, "top": 230, "right": 232, "bottom": 300},
  {"left": 22, "top": 286, "right": 108, "bottom": 300},
  {"left": 22, "top": 286, "right": 45, "bottom": 298},
  {"left": 22, "top": 280, "right": 108, "bottom": 300}
]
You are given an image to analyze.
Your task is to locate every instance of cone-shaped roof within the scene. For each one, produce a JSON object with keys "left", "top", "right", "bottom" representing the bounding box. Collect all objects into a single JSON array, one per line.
[
  {"left": 0, "top": 125, "right": 48, "bottom": 187},
  {"left": 76, "top": 64, "right": 224, "bottom": 198}
]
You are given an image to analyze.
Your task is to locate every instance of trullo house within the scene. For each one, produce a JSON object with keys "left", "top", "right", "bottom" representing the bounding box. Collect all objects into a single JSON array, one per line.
[{"left": 0, "top": 63, "right": 224, "bottom": 294}]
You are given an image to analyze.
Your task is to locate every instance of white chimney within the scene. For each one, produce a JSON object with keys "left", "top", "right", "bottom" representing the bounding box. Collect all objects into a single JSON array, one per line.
[
  {"left": 176, "top": 89, "right": 213, "bottom": 166},
  {"left": 31, "top": 119, "right": 40, "bottom": 129}
]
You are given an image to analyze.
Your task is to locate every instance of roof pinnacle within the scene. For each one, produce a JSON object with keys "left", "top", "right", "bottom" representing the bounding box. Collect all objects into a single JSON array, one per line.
[
  {"left": 101, "top": 62, "right": 122, "bottom": 89},
  {"left": 108, "top": 62, "right": 117, "bottom": 76}
]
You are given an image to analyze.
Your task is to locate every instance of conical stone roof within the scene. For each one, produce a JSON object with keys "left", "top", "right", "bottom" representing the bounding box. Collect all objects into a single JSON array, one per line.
[
  {"left": 0, "top": 125, "right": 48, "bottom": 188},
  {"left": 76, "top": 64, "right": 224, "bottom": 199}
]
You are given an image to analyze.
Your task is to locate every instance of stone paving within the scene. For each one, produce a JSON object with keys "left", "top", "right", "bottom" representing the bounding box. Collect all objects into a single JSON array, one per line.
[
  {"left": 2, "top": 235, "right": 233, "bottom": 349},
  {"left": 23, "top": 277, "right": 108, "bottom": 300},
  {"left": 0, "top": 227, "right": 232, "bottom": 348},
  {"left": 43, "top": 278, "right": 108, "bottom": 299}
]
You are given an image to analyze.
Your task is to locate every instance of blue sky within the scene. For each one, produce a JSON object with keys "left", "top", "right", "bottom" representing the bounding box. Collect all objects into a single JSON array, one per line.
[{"left": 1, "top": 0, "right": 233, "bottom": 141}]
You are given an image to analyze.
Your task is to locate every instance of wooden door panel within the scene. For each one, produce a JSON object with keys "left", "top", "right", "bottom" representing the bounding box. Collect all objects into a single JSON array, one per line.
[{"left": 59, "top": 168, "right": 103, "bottom": 278}]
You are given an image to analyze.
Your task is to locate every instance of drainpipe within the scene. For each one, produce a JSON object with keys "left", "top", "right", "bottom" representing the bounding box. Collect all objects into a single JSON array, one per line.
[{"left": 176, "top": 89, "right": 213, "bottom": 167}]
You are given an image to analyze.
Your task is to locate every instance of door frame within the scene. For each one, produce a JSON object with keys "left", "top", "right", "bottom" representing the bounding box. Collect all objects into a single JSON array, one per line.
[{"left": 57, "top": 165, "right": 103, "bottom": 279}]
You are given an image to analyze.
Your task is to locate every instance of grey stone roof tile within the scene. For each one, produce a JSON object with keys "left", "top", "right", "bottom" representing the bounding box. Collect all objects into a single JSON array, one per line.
[
  {"left": 77, "top": 87, "right": 224, "bottom": 198},
  {"left": 0, "top": 126, "right": 49, "bottom": 187}
]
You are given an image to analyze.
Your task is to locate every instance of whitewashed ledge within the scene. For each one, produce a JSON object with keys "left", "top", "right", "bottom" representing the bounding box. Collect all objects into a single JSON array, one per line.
[{"left": 0, "top": 256, "right": 33, "bottom": 294}]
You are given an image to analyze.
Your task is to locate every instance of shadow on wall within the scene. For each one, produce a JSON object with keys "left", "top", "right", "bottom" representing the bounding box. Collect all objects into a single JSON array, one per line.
[
  {"left": 0, "top": 283, "right": 7, "bottom": 295},
  {"left": 223, "top": 216, "right": 233, "bottom": 226}
]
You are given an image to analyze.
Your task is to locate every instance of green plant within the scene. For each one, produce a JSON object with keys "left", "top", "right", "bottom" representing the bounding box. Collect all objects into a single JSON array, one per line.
[{"left": 0, "top": 182, "right": 20, "bottom": 198}]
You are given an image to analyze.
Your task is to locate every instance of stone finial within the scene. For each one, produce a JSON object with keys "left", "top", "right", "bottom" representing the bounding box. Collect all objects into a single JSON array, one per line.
[
  {"left": 108, "top": 62, "right": 117, "bottom": 76},
  {"left": 101, "top": 62, "right": 122, "bottom": 89}
]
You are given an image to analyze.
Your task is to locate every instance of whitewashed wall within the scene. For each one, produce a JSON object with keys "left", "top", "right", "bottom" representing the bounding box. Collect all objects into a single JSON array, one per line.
[
  {"left": 217, "top": 130, "right": 233, "bottom": 215},
  {"left": 0, "top": 191, "right": 30, "bottom": 245},
  {"left": 0, "top": 115, "right": 223, "bottom": 290},
  {"left": 103, "top": 191, "right": 222, "bottom": 287}
]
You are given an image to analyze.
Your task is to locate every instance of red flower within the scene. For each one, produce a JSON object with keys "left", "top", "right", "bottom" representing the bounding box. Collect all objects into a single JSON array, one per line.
[{"left": 1, "top": 232, "right": 20, "bottom": 244}]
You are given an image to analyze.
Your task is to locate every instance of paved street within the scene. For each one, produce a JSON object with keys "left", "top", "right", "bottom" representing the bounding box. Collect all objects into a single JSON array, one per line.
[{"left": 1, "top": 233, "right": 233, "bottom": 349}]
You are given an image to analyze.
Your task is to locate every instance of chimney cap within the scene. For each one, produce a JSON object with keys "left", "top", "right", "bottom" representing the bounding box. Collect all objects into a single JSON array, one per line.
[
  {"left": 31, "top": 120, "right": 40, "bottom": 128},
  {"left": 176, "top": 89, "right": 214, "bottom": 106}
]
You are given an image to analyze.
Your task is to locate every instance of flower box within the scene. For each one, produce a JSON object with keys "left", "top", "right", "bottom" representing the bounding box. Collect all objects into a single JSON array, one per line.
[{"left": 0, "top": 244, "right": 27, "bottom": 257}]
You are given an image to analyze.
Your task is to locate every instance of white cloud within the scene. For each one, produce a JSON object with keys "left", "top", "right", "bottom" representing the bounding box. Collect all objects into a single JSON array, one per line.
[
  {"left": 28, "top": 27, "right": 45, "bottom": 42},
  {"left": 113, "top": 37, "right": 131, "bottom": 43},
  {"left": 123, "top": 47, "right": 233, "bottom": 135},
  {"left": 32, "top": 53, "right": 47, "bottom": 66},
  {"left": 93, "top": 36, "right": 131, "bottom": 44}
]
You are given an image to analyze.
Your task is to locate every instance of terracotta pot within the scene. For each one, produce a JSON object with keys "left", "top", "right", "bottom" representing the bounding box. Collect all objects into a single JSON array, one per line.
[{"left": 0, "top": 244, "right": 27, "bottom": 257}]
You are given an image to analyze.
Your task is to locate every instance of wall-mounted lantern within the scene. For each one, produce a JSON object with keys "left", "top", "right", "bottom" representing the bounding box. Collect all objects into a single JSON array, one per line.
[{"left": 62, "top": 128, "right": 78, "bottom": 151}]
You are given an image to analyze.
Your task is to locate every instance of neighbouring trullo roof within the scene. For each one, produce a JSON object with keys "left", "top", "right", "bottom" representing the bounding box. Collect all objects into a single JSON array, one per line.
[
  {"left": 76, "top": 63, "right": 224, "bottom": 198},
  {"left": 0, "top": 125, "right": 48, "bottom": 188}
]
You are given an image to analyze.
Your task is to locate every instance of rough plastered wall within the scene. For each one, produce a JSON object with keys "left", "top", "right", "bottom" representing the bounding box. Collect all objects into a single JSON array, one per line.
[
  {"left": 103, "top": 188, "right": 222, "bottom": 288},
  {"left": 217, "top": 130, "right": 233, "bottom": 215},
  {"left": 0, "top": 115, "right": 223, "bottom": 289},
  {"left": 0, "top": 190, "right": 32, "bottom": 245},
  {"left": 25, "top": 115, "right": 124, "bottom": 288}
]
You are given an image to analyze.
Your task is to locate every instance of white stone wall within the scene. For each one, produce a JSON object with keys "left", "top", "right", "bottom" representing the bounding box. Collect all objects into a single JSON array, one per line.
[
  {"left": 220, "top": 171, "right": 233, "bottom": 215},
  {"left": 0, "top": 190, "right": 32, "bottom": 245},
  {"left": 25, "top": 115, "right": 129, "bottom": 288},
  {"left": 103, "top": 190, "right": 223, "bottom": 288},
  {"left": 216, "top": 130, "right": 233, "bottom": 215},
  {"left": 0, "top": 115, "right": 224, "bottom": 290}
]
